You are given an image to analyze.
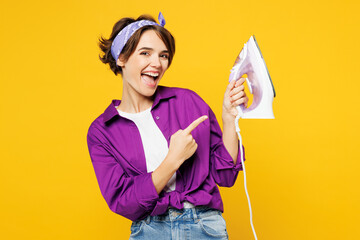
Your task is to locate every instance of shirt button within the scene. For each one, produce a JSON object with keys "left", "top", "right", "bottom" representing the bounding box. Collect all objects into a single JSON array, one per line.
[{"left": 156, "top": 116, "right": 160, "bottom": 120}]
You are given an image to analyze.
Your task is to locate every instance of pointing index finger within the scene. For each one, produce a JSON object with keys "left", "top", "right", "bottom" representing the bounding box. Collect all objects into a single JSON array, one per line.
[{"left": 184, "top": 115, "right": 208, "bottom": 134}]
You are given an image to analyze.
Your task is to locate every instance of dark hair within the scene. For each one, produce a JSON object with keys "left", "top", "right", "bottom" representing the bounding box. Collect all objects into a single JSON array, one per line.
[{"left": 98, "top": 14, "right": 175, "bottom": 76}]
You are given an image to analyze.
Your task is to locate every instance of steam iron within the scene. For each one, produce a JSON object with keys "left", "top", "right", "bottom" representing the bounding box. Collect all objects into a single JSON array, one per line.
[
  {"left": 229, "top": 35, "right": 275, "bottom": 240},
  {"left": 229, "top": 35, "right": 276, "bottom": 119}
]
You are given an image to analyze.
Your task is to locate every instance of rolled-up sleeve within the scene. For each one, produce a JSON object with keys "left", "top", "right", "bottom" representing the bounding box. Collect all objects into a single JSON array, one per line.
[
  {"left": 87, "top": 126, "right": 159, "bottom": 221},
  {"left": 208, "top": 107, "right": 245, "bottom": 187}
]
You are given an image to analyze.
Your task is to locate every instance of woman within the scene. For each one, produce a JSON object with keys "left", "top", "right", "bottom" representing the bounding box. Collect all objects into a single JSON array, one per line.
[{"left": 87, "top": 12, "right": 248, "bottom": 239}]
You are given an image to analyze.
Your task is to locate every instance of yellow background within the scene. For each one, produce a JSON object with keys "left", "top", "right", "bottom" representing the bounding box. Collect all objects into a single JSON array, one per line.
[{"left": 1, "top": 0, "right": 359, "bottom": 239}]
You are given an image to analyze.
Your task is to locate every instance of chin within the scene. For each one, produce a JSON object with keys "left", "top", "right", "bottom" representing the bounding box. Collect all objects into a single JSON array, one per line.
[{"left": 141, "top": 86, "right": 158, "bottom": 97}]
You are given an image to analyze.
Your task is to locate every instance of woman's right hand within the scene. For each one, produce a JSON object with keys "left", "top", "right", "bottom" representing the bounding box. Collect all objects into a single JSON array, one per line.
[{"left": 167, "top": 115, "right": 208, "bottom": 166}]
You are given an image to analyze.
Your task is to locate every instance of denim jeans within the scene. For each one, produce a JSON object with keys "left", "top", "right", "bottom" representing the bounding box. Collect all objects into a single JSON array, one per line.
[{"left": 129, "top": 206, "right": 229, "bottom": 240}]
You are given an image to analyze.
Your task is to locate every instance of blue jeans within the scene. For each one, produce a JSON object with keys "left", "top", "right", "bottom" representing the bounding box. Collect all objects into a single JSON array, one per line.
[{"left": 129, "top": 206, "right": 229, "bottom": 240}]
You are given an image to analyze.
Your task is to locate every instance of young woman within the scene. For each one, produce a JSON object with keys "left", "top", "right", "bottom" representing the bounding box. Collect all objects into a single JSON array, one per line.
[{"left": 87, "top": 12, "right": 248, "bottom": 240}]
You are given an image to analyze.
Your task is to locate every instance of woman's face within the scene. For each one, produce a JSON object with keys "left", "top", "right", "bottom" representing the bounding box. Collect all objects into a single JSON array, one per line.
[{"left": 117, "top": 30, "right": 170, "bottom": 98}]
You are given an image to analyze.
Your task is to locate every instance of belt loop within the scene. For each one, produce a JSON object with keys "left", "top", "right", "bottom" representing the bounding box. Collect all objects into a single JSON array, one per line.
[
  {"left": 192, "top": 207, "right": 199, "bottom": 223},
  {"left": 145, "top": 215, "right": 151, "bottom": 224},
  {"left": 168, "top": 208, "right": 174, "bottom": 221}
]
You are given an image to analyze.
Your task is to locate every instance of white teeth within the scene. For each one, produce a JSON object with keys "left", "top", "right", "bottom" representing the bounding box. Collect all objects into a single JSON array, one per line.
[{"left": 142, "top": 72, "right": 159, "bottom": 77}]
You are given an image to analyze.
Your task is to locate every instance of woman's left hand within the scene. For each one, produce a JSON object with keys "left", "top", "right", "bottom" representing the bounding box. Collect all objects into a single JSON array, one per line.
[{"left": 222, "top": 78, "right": 249, "bottom": 119}]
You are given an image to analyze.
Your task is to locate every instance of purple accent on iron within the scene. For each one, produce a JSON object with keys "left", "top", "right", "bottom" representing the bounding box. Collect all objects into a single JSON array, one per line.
[{"left": 111, "top": 12, "right": 166, "bottom": 62}]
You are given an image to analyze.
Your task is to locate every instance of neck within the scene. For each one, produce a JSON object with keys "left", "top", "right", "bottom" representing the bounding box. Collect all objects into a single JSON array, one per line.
[{"left": 117, "top": 82, "right": 154, "bottom": 113}]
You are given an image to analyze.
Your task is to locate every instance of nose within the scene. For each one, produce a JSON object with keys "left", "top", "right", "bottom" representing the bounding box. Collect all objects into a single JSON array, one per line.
[{"left": 150, "top": 55, "right": 161, "bottom": 68}]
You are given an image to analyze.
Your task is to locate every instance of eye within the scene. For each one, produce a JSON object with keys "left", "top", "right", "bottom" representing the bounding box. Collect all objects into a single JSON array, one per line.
[
  {"left": 140, "top": 51, "right": 150, "bottom": 56},
  {"left": 160, "top": 54, "right": 169, "bottom": 59}
]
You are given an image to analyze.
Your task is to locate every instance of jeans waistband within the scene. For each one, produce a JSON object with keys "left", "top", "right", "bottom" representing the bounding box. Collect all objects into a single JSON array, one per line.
[{"left": 143, "top": 206, "right": 222, "bottom": 223}]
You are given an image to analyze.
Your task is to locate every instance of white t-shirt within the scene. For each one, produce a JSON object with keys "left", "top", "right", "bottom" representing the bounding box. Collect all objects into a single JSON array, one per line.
[{"left": 117, "top": 107, "right": 176, "bottom": 192}]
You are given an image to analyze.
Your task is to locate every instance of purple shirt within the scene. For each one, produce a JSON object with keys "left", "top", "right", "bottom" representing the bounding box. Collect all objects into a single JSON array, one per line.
[{"left": 87, "top": 86, "right": 244, "bottom": 221}]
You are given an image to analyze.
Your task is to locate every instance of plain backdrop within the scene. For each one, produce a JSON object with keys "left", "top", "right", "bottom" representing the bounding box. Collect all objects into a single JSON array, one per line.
[{"left": 1, "top": 0, "right": 359, "bottom": 239}]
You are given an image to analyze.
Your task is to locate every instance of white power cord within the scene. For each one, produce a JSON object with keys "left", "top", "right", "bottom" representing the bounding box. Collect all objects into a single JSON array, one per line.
[{"left": 235, "top": 106, "right": 258, "bottom": 240}]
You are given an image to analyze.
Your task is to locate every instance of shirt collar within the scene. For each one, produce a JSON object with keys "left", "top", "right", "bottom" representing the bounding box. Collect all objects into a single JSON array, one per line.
[{"left": 102, "top": 85, "right": 176, "bottom": 123}]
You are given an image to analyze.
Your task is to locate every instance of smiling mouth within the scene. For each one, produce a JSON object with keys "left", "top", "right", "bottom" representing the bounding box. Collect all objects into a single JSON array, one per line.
[{"left": 141, "top": 72, "right": 159, "bottom": 80}]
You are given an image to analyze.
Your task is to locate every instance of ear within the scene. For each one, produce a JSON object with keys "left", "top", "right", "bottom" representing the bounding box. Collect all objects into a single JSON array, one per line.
[{"left": 116, "top": 55, "right": 125, "bottom": 68}]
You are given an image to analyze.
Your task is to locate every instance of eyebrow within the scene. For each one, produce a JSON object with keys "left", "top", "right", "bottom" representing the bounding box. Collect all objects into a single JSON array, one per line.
[{"left": 138, "top": 47, "right": 169, "bottom": 53}]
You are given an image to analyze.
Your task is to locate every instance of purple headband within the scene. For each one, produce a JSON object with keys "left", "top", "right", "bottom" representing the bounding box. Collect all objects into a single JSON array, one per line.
[{"left": 111, "top": 12, "right": 166, "bottom": 62}]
